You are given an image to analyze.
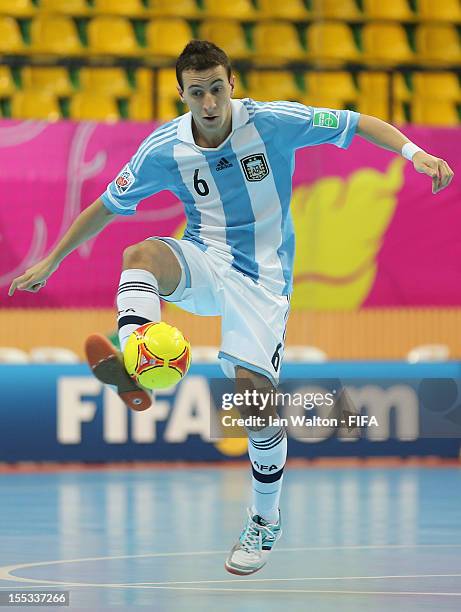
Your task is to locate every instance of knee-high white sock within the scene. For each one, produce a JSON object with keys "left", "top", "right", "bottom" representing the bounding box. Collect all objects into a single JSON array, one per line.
[
  {"left": 117, "top": 268, "right": 161, "bottom": 352},
  {"left": 247, "top": 425, "right": 287, "bottom": 524}
]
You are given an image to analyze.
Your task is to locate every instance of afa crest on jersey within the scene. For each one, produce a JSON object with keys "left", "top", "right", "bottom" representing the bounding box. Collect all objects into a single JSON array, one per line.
[
  {"left": 240, "top": 154, "right": 269, "bottom": 182},
  {"left": 115, "top": 165, "right": 135, "bottom": 194}
]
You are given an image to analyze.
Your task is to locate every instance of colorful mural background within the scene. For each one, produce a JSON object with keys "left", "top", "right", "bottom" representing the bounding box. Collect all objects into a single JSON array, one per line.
[{"left": 1, "top": 119, "right": 459, "bottom": 309}]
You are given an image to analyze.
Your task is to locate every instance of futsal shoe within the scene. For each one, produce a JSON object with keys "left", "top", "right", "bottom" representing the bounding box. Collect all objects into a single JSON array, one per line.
[
  {"left": 85, "top": 333, "right": 152, "bottom": 411},
  {"left": 225, "top": 509, "right": 282, "bottom": 575}
]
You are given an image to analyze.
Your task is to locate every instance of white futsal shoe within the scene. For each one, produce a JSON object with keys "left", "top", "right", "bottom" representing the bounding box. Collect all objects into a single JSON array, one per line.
[{"left": 225, "top": 509, "right": 282, "bottom": 575}]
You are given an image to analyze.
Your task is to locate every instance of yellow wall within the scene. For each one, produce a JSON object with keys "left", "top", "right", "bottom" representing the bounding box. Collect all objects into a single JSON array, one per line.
[{"left": 1, "top": 308, "right": 461, "bottom": 360}]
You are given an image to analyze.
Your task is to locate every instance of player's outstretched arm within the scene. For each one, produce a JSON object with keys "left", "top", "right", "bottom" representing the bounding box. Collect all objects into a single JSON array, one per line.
[
  {"left": 8, "top": 198, "right": 116, "bottom": 296},
  {"left": 356, "top": 114, "right": 454, "bottom": 194}
]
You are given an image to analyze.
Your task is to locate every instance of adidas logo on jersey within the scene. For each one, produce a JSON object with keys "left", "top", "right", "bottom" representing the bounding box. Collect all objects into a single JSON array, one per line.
[{"left": 216, "top": 157, "right": 233, "bottom": 171}]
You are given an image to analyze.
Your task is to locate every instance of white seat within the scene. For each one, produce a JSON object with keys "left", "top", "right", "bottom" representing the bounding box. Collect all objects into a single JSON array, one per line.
[
  {"left": 406, "top": 344, "right": 450, "bottom": 363},
  {"left": 0, "top": 347, "right": 30, "bottom": 363},
  {"left": 284, "top": 346, "right": 328, "bottom": 362},
  {"left": 191, "top": 346, "right": 219, "bottom": 363},
  {"left": 29, "top": 347, "right": 80, "bottom": 363}
]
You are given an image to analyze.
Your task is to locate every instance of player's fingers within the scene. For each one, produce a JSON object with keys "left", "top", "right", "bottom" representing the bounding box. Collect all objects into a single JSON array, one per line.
[
  {"left": 27, "top": 281, "right": 46, "bottom": 293},
  {"left": 8, "top": 273, "right": 46, "bottom": 295},
  {"left": 8, "top": 273, "right": 31, "bottom": 296},
  {"left": 8, "top": 279, "right": 18, "bottom": 296},
  {"left": 428, "top": 161, "right": 444, "bottom": 193},
  {"left": 440, "top": 160, "right": 454, "bottom": 189},
  {"left": 433, "top": 159, "right": 455, "bottom": 193},
  {"left": 420, "top": 161, "right": 437, "bottom": 178},
  {"left": 431, "top": 171, "right": 440, "bottom": 194}
]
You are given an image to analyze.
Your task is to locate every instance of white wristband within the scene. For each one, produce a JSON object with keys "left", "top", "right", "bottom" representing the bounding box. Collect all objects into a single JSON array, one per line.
[{"left": 402, "top": 142, "right": 423, "bottom": 161}]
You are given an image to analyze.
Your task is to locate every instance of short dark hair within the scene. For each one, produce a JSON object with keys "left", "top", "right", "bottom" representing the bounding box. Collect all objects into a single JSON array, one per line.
[{"left": 176, "top": 40, "right": 232, "bottom": 89}]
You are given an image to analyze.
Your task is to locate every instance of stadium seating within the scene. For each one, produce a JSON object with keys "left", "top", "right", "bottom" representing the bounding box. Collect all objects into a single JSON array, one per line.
[
  {"left": 128, "top": 93, "right": 153, "bottom": 121},
  {"left": 311, "top": 0, "right": 363, "bottom": 20},
  {"left": 156, "top": 68, "right": 178, "bottom": 93},
  {"left": 79, "top": 67, "right": 132, "bottom": 97},
  {"left": 29, "top": 15, "right": 84, "bottom": 55},
  {"left": 0, "top": 67, "right": 15, "bottom": 97},
  {"left": 406, "top": 344, "right": 450, "bottom": 362},
  {"left": 412, "top": 72, "right": 461, "bottom": 101},
  {"left": 21, "top": 66, "right": 74, "bottom": 96},
  {"left": 306, "top": 22, "right": 360, "bottom": 65},
  {"left": 306, "top": 71, "right": 357, "bottom": 103},
  {"left": 362, "top": 0, "right": 415, "bottom": 21},
  {"left": 0, "top": 0, "right": 457, "bottom": 126},
  {"left": 247, "top": 70, "right": 301, "bottom": 101},
  {"left": 231, "top": 70, "right": 248, "bottom": 98},
  {"left": 129, "top": 94, "right": 181, "bottom": 121},
  {"left": 411, "top": 99, "right": 459, "bottom": 127},
  {"left": 29, "top": 347, "right": 80, "bottom": 363},
  {"left": 284, "top": 346, "right": 328, "bottom": 362},
  {"left": 302, "top": 94, "right": 348, "bottom": 109},
  {"left": 0, "top": 348, "right": 30, "bottom": 363},
  {"left": 88, "top": 17, "right": 140, "bottom": 56},
  {"left": 70, "top": 92, "right": 119, "bottom": 120},
  {"left": 202, "top": 0, "right": 256, "bottom": 20},
  {"left": 145, "top": 19, "right": 192, "bottom": 61},
  {"left": 392, "top": 72, "right": 411, "bottom": 102},
  {"left": 362, "top": 23, "right": 414, "bottom": 65},
  {"left": 148, "top": 0, "right": 200, "bottom": 18},
  {"left": 11, "top": 90, "right": 60, "bottom": 120},
  {"left": 356, "top": 95, "right": 406, "bottom": 123},
  {"left": 0, "top": 17, "right": 26, "bottom": 54},
  {"left": 0, "top": 0, "right": 36, "bottom": 17},
  {"left": 253, "top": 22, "right": 306, "bottom": 64},
  {"left": 416, "top": 25, "right": 461, "bottom": 66},
  {"left": 92, "top": 0, "right": 148, "bottom": 17},
  {"left": 40, "top": 0, "right": 90, "bottom": 16},
  {"left": 199, "top": 20, "right": 251, "bottom": 61},
  {"left": 417, "top": 0, "right": 461, "bottom": 23},
  {"left": 257, "top": 0, "right": 311, "bottom": 21}
]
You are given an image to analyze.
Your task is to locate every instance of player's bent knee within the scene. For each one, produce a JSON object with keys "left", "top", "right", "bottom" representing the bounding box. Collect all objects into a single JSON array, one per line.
[
  {"left": 122, "top": 240, "right": 181, "bottom": 293},
  {"left": 123, "top": 240, "right": 165, "bottom": 273},
  {"left": 234, "top": 366, "right": 278, "bottom": 427}
]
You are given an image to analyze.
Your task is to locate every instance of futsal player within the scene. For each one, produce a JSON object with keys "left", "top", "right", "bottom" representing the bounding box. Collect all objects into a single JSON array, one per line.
[{"left": 9, "top": 41, "right": 454, "bottom": 575}]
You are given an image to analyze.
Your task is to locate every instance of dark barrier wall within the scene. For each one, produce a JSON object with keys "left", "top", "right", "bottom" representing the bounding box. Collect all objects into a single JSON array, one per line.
[{"left": 1, "top": 362, "right": 460, "bottom": 461}]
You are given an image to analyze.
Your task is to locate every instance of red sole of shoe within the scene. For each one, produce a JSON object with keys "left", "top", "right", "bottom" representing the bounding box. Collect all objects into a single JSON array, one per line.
[{"left": 84, "top": 333, "right": 152, "bottom": 412}]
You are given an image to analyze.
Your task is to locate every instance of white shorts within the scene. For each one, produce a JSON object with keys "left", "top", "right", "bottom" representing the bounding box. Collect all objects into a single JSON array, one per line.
[{"left": 150, "top": 237, "right": 290, "bottom": 386}]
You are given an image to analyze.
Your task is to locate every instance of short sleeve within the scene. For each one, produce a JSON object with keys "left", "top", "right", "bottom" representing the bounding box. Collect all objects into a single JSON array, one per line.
[
  {"left": 264, "top": 101, "right": 360, "bottom": 152},
  {"left": 101, "top": 140, "right": 169, "bottom": 216}
]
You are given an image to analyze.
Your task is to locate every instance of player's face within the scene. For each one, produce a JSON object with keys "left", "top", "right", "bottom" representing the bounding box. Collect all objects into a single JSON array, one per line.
[{"left": 178, "top": 66, "right": 234, "bottom": 141}]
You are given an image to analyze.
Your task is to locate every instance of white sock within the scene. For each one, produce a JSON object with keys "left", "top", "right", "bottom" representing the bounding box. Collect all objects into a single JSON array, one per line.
[
  {"left": 117, "top": 268, "right": 161, "bottom": 352},
  {"left": 247, "top": 426, "right": 287, "bottom": 524}
]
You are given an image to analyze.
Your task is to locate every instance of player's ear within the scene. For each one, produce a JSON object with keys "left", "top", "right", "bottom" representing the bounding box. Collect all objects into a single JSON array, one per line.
[
  {"left": 229, "top": 74, "right": 235, "bottom": 96},
  {"left": 177, "top": 85, "right": 185, "bottom": 103}
]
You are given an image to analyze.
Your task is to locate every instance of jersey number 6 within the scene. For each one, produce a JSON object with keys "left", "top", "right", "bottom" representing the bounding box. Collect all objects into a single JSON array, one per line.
[{"left": 193, "top": 169, "right": 210, "bottom": 196}]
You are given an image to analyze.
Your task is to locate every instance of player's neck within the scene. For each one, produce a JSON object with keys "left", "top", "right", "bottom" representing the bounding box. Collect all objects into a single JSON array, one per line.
[{"left": 192, "top": 111, "right": 232, "bottom": 148}]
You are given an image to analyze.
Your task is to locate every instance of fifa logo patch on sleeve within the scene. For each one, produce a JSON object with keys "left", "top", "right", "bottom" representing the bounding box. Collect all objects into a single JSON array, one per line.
[
  {"left": 115, "top": 164, "right": 135, "bottom": 194},
  {"left": 313, "top": 110, "right": 340, "bottom": 128},
  {"left": 240, "top": 153, "right": 269, "bottom": 181}
]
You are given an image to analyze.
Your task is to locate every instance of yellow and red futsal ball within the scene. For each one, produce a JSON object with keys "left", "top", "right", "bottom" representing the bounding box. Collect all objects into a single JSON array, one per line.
[{"left": 124, "top": 322, "right": 191, "bottom": 390}]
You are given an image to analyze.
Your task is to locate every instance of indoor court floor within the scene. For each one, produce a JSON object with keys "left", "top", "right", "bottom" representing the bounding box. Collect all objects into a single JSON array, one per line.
[{"left": 0, "top": 463, "right": 460, "bottom": 611}]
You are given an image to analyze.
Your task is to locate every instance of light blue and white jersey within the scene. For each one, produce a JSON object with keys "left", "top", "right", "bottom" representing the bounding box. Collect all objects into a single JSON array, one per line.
[{"left": 102, "top": 99, "right": 360, "bottom": 295}]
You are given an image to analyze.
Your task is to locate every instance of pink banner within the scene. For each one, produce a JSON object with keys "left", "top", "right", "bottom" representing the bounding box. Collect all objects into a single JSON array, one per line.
[{"left": 1, "top": 119, "right": 460, "bottom": 309}]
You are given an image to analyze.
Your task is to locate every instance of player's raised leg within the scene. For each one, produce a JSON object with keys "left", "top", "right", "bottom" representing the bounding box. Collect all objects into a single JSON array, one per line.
[
  {"left": 85, "top": 239, "right": 182, "bottom": 411},
  {"left": 225, "top": 367, "right": 286, "bottom": 575}
]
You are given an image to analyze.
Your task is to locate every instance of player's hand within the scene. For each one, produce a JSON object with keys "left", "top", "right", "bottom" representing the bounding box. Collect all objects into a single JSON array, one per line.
[
  {"left": 8, "top": 257, "right": 59, "bottom": 296},
  {"left": 412, "top": 151, "right": 454, "bottom": 194}
]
